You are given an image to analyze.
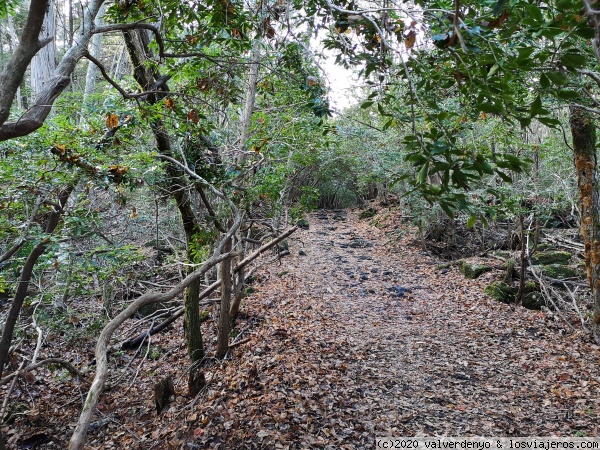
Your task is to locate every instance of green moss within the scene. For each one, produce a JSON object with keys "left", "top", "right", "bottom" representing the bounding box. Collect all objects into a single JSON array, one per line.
[
  {"left": 540, "top": 264, "right": 581, "bottom": 279},
  {"left": 359, "top": 207, "right": 377, "bottom": 219},
  {"left": 484, "top": 281, "right": 516, "bottom": 303},
  {"left": 296, "top": 219, "right": 309, "bottom": 229},
  {"left": 531, "top": 251, "right": 572, "bottom": 265},
  {"left": 535, "top": 243, "right": 554, "bottom": 252},
  {"left": 459, "top": 261, "right": 492, "bottom": 279},
  {"left": 522, "top": 291, "right": 545, "bottom": 310}
]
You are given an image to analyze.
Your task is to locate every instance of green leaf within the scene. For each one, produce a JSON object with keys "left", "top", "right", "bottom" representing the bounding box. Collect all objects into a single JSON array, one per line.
[
  {"left": 555, "top": 89, "right": 580, "bottom": 100},
  {"left": 517, "top": 47, "right": 535, "bottom": 62},
  {"left": 537, "top": 116, "right": 561, "bottom": 127},
  {"left": 529, "top": 95, "right": 543, "bottom": 117},
  {"left": 417, "top": 164, "right": 428, "bottom": 184},
  {"left": 382, "top": 119, "right": 395, "bottom": 130},
  {"left": 466, "top": 214, "right": 477, "bottom": 228},
  {"left": 546, "top": 71, "right": 569, "bottom": 85},
  {"left": 518, "top": 117, "right": 532, "bottom": 128},
  {"left": 492, "top": 0, "right": 508, "bottom": 15},
  {"left": 487, "top": 63, "right": 500, "bottom": 78},
  {"left": 439, "top": 201, "right": 454, "bottom": 218},
  {"left": 540, "top": 73, "right": 550, "bottom": 89},
  {"left": 360, "top": 101, "right": 374, "bottom": 109},
  {"left": 560, "top": 52, "right": 587, "bottom": 70},
  {"left": 478, "top": 102, "right": 503, "bottom": 113},
  {"left": 573, "top": 25, "right": 595, "bottom": 39},
  {"left": 496, "top": 170, "right": 512, "bottom": 182},
  {"left": 524, "top": 4, "right": 544, "bottom": 25}
]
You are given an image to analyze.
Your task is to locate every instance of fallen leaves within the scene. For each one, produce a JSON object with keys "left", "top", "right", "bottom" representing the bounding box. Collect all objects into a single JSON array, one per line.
[{"left": 5, "top": 206, "right": 600, "bottom": 448}]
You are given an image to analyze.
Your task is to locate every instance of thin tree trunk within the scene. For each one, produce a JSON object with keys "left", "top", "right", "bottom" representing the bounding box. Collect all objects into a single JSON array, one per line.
[
  {"left": 516, "top": 215, "right": 526, "bottom": 303},
  {"left": 230, "top": 234, "right": 245, "bottom": 322},
  {"left": 5, "top": 15, "right": 22, "bottom": 110},
  {"left": 0, "top": 185, "right": 74, "bottom": 377},
  {"left": 238, "top": 39, "right": 261, "bottom": 160},
  {"left": 122, "top": 29, "right": 207, "bottom": 380},
  {"left": 570, "top": 105, "right": 600, "bottom": 343},
  {"left": 216, "top": 237, "right": 232, "bottom": 358},
  {"left": 228, "top": 39, "right": 261, "bottom": 321}
]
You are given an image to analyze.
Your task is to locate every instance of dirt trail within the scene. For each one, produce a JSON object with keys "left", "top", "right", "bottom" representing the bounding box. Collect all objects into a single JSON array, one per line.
[
  {"left": 14, "top": 208, "right": 600, "bottom": 449},
  {"left": 194, "top": 208, "right": 600, "bottom": 448}
]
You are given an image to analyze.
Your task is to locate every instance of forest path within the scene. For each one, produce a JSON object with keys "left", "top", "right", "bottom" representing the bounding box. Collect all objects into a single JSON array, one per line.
[{"left": 195, "top": 207, "right": 600, "bottom": 448}]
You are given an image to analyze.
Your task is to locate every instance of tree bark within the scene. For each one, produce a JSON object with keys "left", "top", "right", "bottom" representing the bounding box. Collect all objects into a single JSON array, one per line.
[
  {"left": 122, "top": 29, "right": 207, "bottom": 368},
  {"left": 81, "top": 3, "right": 106, "bottom": 115},
  {"left": 30, "top": 1, "right": 56, "bottom": 100},
  {"left": 238, "top": 39, "right": 261, "bottom": 159},
  {"left": 0, "top": 0, "right": 106, "bottom": 140},
  {"left": 216, "top": 237, "right": 232, "bottom": 358},
  {"left": 0, "top": 0, "right": 50, "bottom": 127},
  {"left": 569, "top": 105, "right": 600, "bottom": 343}
]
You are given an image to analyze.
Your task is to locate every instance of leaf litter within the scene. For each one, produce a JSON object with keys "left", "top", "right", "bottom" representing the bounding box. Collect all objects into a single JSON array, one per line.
[{"left": 4, "top": 207, "right": 600, "bottom": 448}]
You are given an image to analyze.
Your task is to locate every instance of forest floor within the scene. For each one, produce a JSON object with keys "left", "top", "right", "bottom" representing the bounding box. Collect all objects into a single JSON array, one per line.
[{"left": 6, "top": 207, "right": 600, "bottom": 449}]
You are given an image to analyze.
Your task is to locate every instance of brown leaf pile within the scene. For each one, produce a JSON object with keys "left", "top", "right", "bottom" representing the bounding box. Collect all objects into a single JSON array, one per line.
[{"left": 5, "top": 208, "right": 600, "bottom": 449}]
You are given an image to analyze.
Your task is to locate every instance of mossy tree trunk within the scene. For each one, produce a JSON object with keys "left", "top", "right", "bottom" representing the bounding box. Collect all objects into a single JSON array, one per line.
[
  {"left": 123, "top": 30, "right": 207, "bottom": 385},
  {"left": 570, "top": 106, "right": 600, "bottom": 343}
]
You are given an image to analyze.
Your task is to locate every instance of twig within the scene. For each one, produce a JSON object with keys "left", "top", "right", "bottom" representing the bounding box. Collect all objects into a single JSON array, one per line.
[
  {"left": 0, "top": 359, "right": 26, "bottom": 421},
  {"left": 0, "top": 358, "right": 88, "bottom": 387},
  {"left": 125, "top": 328, "right": 153, "bottom": 392},
  {"left": 227, "top": 338, "right": 251, "bottom": 350},
  {"left": 529, "top": 266, "right": 576, "bottom": 331},
  {"left": 31, "top": 317, "right": 43, "bottom": 365},
  {"left": 563, "top": 282, "right": 589, "bottom": 332}
]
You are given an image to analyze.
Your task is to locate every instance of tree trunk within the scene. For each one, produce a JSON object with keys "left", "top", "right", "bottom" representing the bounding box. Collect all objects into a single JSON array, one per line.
[
  {"left": 229, "top": 250, "right": 246, "bottom": 326},
  {"left": 0, "top": 185, "right": 74, "bottom": 377},
  {"left": 5, "top": 15, "right": 22, "bottom": 110},
  {"left": 122, "top": 29, "right": 207, "bottom": 376},
  {"left": 30, "top": 1, "right": 56, "bottom": 100},
  {"left": 81, "top": 3, "right": 106, "bottom": 116},
  {"left": 238, "top": 40, "right": 261, "bottom": 159},
  {"left": 0, "top": 0, "right": 106, "bottom": 140},
  {"left": 216, "top": 237, "right": 232, "bottom": 358},
  {"left": 570, "top": 105, "right": 600, "bottom": 343}
]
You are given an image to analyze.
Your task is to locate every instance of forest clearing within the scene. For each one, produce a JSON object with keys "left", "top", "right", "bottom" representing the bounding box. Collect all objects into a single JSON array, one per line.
[{"left": 3, "top": 0, "right": 600, "bottom": 448}]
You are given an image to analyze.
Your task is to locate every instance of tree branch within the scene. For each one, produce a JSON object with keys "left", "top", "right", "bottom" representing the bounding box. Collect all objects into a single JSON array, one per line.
[
  {"left": 69, "top": 243, "right": 241, "bottom": 450},
  {"left": 0, "top": 358, "right": 88, "bottom": 387},
  {"left": 0, "top": 0, "right": 50, "bottom": 128},
  {"left": 0, "top": 0, "right": 107, "bottom": 141},
  {"left": 93, "top": 23, "right": 164, "bottom": 58},
  {"left": 84, "top": 52, "right": 171, "bottom": 100}
]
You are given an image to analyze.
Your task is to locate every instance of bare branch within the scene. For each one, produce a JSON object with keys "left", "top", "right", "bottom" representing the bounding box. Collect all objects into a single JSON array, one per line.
[
  {"left": 93, "top": 23, "right": 165, "bottom": 58},
  {"left": 578, "top": 69, "right": 600, "bottom": 89},
  {"left": 0, "top": 358, "right": 88, "bottom": 387}
]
